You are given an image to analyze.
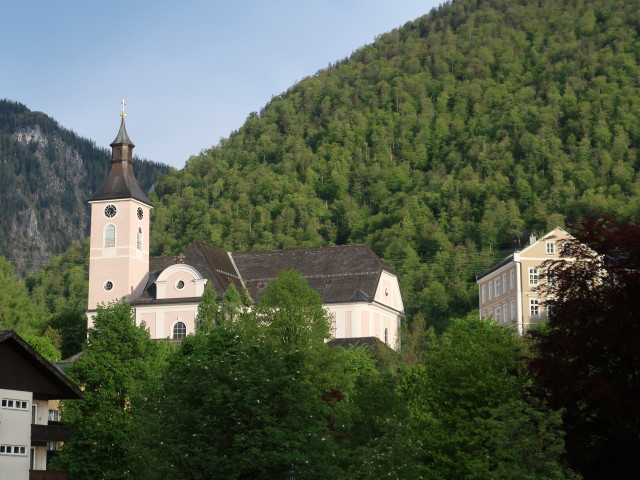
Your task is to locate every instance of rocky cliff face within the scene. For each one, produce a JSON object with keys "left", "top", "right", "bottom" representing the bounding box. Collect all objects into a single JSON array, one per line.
[{"left": 0, "top": 101, "right": 167, "bottom": 276}]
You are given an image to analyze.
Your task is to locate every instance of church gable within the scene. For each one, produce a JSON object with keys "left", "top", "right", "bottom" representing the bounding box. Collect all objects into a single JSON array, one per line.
[
  {"left": 519, "top": 227, "right": 572, "bottom": 259},
  {"left": 155, "top": 264, "right": 207, "bottom": 299},
  {"left": 373, "top": 270, "right": 404, "bottom": 313}
]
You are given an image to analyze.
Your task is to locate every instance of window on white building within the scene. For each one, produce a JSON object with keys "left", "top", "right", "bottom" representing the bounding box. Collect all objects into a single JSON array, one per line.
[
  {"left": 489, "top": 281, "right": 493, "bottom": 300},
  {"left": 481, "top": 285, "right": 486, "bottom": 304},
  {"left": 510, "top": 269, "right": 515, "bottom": 289},
  {"left": 495, "top": 278, "right": 501, "bottom": 296},
  {"left": 104, "top": 224, "right": 116, "bottom": 248},
  {"left": 172, "top": 321, "right": 187, "bottom": 339},
  {"left": 546, "top": 241, "right": 555, "bottom": 254},
  {"left": 1, "top": 399, "right": 28, "bottom": 410},
  {"left": 495, "top": 306, "right": 502, "bottom": 322},
  {"left": 530, "top": 298, "right": 540, "bottom": 317},
  {"left": 136, "top": 227, "right": 143, "bottom": 250},
  {"left": 502, "top": 273, "right": 507, "bottom": 292},
  {"left": 529, "top": 268, "right": 538, "bottom": 285},
  {"left": 0, "top": 445, "right": 27, "bottom": 455},
  {"left": 511, "top": 299, "right": 516, "bottom": 320}
]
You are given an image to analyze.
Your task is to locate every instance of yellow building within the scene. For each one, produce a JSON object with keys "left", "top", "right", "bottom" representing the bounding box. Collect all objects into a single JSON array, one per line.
[{"left": 476, "top": 227, "right": 573, "bottom": 334}]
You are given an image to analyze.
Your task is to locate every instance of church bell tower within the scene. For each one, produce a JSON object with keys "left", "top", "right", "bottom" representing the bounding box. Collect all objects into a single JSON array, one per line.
[{"left": 86, "top": 101, "right": 152, "bottom": 324}]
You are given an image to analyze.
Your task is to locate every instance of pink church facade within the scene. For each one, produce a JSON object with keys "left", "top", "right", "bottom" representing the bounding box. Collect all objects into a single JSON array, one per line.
[{"left": 87, "top": 115, "right": 404, "bottom": 349}]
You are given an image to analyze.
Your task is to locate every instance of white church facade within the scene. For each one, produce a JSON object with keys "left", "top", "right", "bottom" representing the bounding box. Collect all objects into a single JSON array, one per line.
[{"left": 87, "top": 113, "right": 404, "bottom": 349}]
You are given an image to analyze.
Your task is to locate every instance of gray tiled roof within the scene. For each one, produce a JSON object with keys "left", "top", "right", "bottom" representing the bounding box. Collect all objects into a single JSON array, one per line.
[
  {"left": 232, "top": 244, "right": 393, "bottom": 304},
  {"left": 87, "top": 159, "right": 151, "bottom": 204},
  {"left": 111, "top": 117, "right": 133, "bottom": 146},
  {"left": 132, "top": 242, "right": 396, "bottom": 307},
  {"left": 133, "top": 241, "right": 244, "bottom": 304}
]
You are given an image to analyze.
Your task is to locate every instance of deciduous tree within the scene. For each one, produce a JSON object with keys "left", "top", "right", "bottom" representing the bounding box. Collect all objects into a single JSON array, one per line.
[
  {"left": 530, "top": 216, "right": 640, "bottom": 480},
  {"left": 52, "top": 302, "right": 170, "bottom": 480}
]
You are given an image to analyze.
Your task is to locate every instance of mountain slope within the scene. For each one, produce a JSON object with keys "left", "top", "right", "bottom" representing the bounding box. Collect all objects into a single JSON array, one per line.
[
  {"left": 0, "top": 100, "right": 168, "bottom": 275},
  {"left": 147, "top": 0, "right": 640, "bottom": 329},
  {"left": 147, "top": 0, "right": 640, "bottom": 328}
]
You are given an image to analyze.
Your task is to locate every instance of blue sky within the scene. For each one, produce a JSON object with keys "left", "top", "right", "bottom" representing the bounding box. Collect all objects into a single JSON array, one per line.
[{"left": 1, "top": 1, "right": 441, "bottom": 168}]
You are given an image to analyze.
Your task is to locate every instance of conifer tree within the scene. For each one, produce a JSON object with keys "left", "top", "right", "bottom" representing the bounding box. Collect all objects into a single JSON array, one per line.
[{"left": 194, "top": 282, "right": 217, "bottom": 334}]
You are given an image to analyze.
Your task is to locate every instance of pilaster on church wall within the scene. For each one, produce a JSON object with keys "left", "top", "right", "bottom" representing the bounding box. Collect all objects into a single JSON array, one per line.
[
  {"left": 134, "top": 304, "right": 198, "bottom": 339},
  {"left": 325, "top": 303, "right": 400, "bottom": 349}
]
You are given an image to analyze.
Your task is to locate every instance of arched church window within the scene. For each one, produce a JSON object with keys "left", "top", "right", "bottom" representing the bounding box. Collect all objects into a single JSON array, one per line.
[
  {"left": 104, "top": 224, "right": 116, "bottom": 248},
  {"left": 137, "top": 227, "right": 143, "bottom": 250},
  {"left": 172, "top": 321, "right": 187, "bottom": 339}
]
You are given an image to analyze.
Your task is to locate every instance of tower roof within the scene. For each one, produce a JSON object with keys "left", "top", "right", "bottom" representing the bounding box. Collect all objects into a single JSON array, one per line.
[
  {"left": 88, "top": 113, "right": 152, "bottom": 206},
  {"left": 111, "top": 116, "right": 134, "bottom": 147}
]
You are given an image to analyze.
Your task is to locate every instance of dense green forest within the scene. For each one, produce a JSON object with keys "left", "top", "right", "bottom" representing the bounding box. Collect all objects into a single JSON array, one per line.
[
  {"left": 0, "top": 100, "right": 167, "bottom": 276},
  {"left": 2, "top": 0, "right": 639, "bottom": 477},
  {"left": 147, "top": 0, "right": 640, "bottom": 330},
  {"left": 2, "top": 0, "right": 639, "bottom": 349}
]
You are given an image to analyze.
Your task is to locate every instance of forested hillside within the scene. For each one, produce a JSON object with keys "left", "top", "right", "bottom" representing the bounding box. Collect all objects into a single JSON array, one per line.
[
  {"left": 148, "top": 0, "right": 640, "bottom": 329},
  {"left": 0, "top": 100, "right": 167, "bottom": 275}
]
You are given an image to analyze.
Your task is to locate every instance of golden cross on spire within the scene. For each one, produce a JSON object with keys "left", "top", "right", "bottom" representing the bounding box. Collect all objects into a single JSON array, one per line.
[{"left": 120, "top": 98, "right": 127, "bottom": 118}]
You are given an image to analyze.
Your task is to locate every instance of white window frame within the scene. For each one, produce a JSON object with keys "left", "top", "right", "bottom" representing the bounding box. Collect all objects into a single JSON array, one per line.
[
  {"left": 495, "top": 306, "right": 501, "bottom": 322},
  {"left": 1, "top": 399, "right": 28, "bottom": 410},
  {"left": 48, "top": 409, "right": 59, "bottom": 422},
  {"left": 0, "top": 445, "right": 27, "bottom": 456},
  {"left": 495, "top": 278, "right": 501, "bottom": 296},
  {"left": 547, "top": 267, "right": 556, "bottom": 286},
  {"left": 529, "top": 268, "right": 538, "bottom": 286},
  {"left": 488, "top": 281, "right": 493, "bottom": 300},
  {"left": 481, "top": 284, "right": 486, "bottom": 304},
  {"left": 510, "top": 299, "right": 515, "bottom": 321},
  {"left": 546, "top": 241, "right": 555, "bottom": 255},
  {"left": 530, "top": 298, "right": 540, "bottom": 317},
  {"left": 104, "top": 224, "right": 116, "bottom": 248},
  {"left": 172, "top": 321, "right": 187, "bottom": 339},
  {"left": 510, "top": 269, "right": 515, "bottom": 289}
]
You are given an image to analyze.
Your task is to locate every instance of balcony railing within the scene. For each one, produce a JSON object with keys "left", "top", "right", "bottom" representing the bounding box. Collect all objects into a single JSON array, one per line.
[
  {"left": 31, "top": 423, "right": 71, "bottom": 446},
  {"left": 29, "top": 471, "right": 69, "bottom": 480}
]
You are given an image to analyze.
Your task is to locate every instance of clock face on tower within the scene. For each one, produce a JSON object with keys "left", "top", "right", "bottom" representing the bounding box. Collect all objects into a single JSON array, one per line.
[
  {"left": 104, "top": 204, "right": 117, "bottom": 218},
  {"left": 137, "top": 207, "right": 144, "bottom": 220}
]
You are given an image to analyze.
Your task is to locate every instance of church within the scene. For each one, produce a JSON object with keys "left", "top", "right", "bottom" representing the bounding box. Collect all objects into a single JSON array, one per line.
[{"left": 86, "top": 112, "right": 404, "bottom": 349}]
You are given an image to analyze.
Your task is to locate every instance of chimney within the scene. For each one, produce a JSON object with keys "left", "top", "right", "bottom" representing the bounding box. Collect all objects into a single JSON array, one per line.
[{"left": 529, "top": 234, "right": 537, "bottom": 245}]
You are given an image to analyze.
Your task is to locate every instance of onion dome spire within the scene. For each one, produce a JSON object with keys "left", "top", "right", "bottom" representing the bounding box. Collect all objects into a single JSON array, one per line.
[{"left": 87, "top": 100, "right": 152, "bottom": 206}]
